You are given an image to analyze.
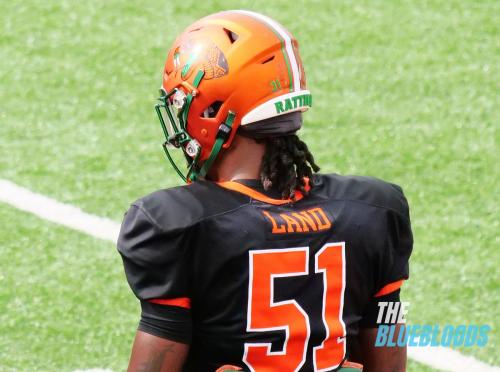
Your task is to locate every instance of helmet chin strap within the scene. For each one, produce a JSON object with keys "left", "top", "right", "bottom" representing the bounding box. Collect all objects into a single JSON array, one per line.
[{"left": 189, "top": 111, "right": 235, "bottom": 181}]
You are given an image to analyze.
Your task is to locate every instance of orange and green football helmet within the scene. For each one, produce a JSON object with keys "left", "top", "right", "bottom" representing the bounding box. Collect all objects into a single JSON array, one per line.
[{"left": 155, "top": 10, "right": 312, "bottom": 182}]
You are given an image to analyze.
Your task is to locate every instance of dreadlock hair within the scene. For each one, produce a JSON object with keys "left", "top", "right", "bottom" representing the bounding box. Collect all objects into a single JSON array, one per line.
[{"left": 260, "top": 135, "right": 320, "bottom": 200}]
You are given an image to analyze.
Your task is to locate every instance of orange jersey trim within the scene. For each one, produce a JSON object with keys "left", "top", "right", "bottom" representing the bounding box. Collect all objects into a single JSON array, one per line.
[
  {"left": 215, "top": 365, "right": 243, "bottom": 372},
  {"left": 149, "top": 297, "right": 191, "bottom": 309},
  {"left": 217, "top": 181, "right": 305, "bottom": 205},
  {"left": 374, "top": 279, "right": 404, "bottom": 297},
  {"left": 342, "top": 361, "right": 363, "bottom": 369}
]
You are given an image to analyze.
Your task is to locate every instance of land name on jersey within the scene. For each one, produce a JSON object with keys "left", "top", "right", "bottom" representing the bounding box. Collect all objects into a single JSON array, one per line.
[{"left": 262, "top": 207, "right": 331, "bottom": 234}]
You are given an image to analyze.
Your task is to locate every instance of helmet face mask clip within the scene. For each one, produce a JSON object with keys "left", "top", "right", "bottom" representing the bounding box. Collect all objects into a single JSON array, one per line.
[{"left": 155, "top": 87, "right": 201, "bottom": 182}]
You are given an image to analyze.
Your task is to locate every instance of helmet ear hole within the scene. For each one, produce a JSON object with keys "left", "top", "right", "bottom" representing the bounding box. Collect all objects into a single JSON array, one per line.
[
  {"left": 202, "top": 101, "right": 223, "bottom": 118},
  {"left": 223, "top": 28, "right": 239, "bottom": 43}
]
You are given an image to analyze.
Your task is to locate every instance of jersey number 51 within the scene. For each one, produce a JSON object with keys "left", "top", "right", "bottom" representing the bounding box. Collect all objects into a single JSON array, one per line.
[{"left": 244, "top": 242, "right": 346, "bottom": 372}]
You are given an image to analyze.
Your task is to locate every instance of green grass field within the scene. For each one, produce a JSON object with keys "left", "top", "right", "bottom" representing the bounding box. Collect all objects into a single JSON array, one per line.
[{"left": 1, "top": 0, "right": 498, "bottom": 371}]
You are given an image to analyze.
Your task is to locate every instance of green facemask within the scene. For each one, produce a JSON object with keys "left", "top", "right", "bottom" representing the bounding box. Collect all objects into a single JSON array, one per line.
[{"left": 154, "top": 69, "right": 235, "bottom": 182}]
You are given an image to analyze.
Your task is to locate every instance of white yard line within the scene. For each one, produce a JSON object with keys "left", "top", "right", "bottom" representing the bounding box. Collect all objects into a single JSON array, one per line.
[
  {"left": 1, "top": 178, "right": 498, "bottom": 372},
  {"left": 408, "top": 345, "right": 499, "bottom": 372},
  {"left": 0, "top": 179, "right": 120, "bottom": 242}
]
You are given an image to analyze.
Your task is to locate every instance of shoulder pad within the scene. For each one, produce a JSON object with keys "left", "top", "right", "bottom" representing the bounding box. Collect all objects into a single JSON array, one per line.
[
  {"left": 132, "top": 180, "right": 250, "bottom": 232},
  {"left": 312, "top": 173, "right": 409, "bottom": 218}
]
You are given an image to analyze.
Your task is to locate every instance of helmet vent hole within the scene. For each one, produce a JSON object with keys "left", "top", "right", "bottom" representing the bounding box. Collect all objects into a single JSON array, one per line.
[
  {"left": 202, "top": 101, "right": 223, "bottom": 118},
  {"left": 223, "top": 28, "right": 239, "bottom": 44},
  {"left": 262, "top": 55, "right": 275, "bottom": 64}
]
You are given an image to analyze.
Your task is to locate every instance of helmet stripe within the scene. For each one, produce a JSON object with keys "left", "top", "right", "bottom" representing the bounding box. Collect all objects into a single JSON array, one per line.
[{"left": 233, "top": 10, "right": 300, "bottom": 92}]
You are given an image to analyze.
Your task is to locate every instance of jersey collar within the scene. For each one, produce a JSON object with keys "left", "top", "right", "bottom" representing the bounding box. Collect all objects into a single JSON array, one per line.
[{"left": 216, "top": 178, "right": 310, "bottom": 205}]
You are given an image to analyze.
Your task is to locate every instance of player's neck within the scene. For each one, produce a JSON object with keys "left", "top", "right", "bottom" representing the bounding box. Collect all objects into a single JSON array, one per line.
[{"left": 207, "top": 135, "right": 265, "bottom": 182}]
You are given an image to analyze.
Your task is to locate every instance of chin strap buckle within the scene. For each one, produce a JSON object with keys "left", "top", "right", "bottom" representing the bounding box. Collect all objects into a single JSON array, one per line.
[
  {"left": 216, "top": 123, "right": 232, "bottom": 142},
  {"left": 196, "top": 111, "right": 236, "bottom": 180},
  {"left": 216, "top": 111, "right": 236, "bottom": 143}
]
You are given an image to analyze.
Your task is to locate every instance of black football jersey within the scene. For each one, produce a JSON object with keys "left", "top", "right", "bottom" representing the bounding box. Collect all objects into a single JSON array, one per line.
[{"left": 118, "top": 174, "right": 412, "bottom": 371}]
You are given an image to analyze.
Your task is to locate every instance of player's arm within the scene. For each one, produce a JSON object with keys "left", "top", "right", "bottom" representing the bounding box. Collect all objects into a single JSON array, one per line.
[
  {"left": 128, "top": 331, "right": 188, "bottom": 372},
  {"left": 349, "top": 288, "right": 407, "bottom": 372},
  {"left": 118, "top": 203, "right": 194, "bottom": 372},
  {"left": 126, "top": 300, "right": 192, "bottom": 371},
  {"left": 349, "top": 325, "right": 406, "bottom": 372},
  {"left": 350, "top": 184, "right": 412, "bottom": 371}
]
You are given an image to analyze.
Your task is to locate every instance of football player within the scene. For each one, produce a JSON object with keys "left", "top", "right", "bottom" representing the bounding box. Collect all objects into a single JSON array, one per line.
[{"left": 118, "top": 10, "right": 412, "bottom": 372}]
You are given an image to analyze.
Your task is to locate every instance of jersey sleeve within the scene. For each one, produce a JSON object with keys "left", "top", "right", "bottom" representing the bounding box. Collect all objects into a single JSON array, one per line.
[
  {"left": 374, "top": 185, "right": 413, "bottom": 297},
  {"left": 117, "top": 203, "right": 192, "bottom": 305}
]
